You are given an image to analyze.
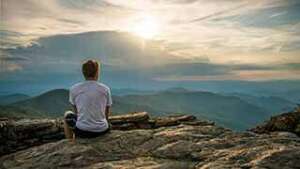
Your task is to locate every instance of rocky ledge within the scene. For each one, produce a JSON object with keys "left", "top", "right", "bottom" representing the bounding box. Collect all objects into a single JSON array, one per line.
[
  {"left": 0, "top": 112, "right": 207, "bottom": 156},
  {"left": 1, "top": 111, "right": 300, "bottom": 169}
]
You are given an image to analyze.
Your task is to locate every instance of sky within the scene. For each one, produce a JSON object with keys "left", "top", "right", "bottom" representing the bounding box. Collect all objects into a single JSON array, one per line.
[{"left": 0, "top": 0, "right": 300, "bottom": 94}]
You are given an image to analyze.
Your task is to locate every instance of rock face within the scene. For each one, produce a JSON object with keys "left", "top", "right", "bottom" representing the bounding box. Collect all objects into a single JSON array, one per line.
[
  {"left": 250, "top": 106, "right": 300, "bottom": 136},
  {"left": 1, "top": 121, "right": 300, "bottom": 169},
  {"left": 0, "top": 118, "right": 64, "bottom": 156},
  {"left": 1, "top": 111, "right": 300, "bottom": 169},
  {"left": 0, "top": 112, "right": 200, "bottom": 156}
]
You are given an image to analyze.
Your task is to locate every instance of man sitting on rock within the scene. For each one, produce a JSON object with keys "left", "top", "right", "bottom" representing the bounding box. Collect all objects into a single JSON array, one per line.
[{"left": 64, "top": 59, "right": 112, "bottom": 141}]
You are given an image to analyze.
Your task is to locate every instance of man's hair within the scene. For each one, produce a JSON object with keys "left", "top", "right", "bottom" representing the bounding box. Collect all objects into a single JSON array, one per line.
[{"left": 82, "top": 59, "right": 99, "bottom": 79}]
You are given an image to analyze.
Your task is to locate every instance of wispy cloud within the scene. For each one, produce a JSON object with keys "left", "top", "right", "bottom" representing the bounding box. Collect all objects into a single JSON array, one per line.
[
  {"left": 189, "top": 3, "right": 248, "bottom": 23},
  {"left": 0, "top": 62, "right": 23, "bottom": 73},
  {"left": 154, "top": 70, "right": 300, "bottom": 81}
]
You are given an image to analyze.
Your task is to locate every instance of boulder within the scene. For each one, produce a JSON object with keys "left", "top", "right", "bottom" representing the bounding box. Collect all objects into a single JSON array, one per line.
[
  {"left": 153, "top": 114, "right": 197, "bottom": 127},
  {"left": 250, "top": 107, "right": 300, "bottom": 136},
  {"left": 109, "top": 112, "right": 149, "bottom": 124},
  {"left": 0, "top": 118, "right": 64, "bottom": 156}
]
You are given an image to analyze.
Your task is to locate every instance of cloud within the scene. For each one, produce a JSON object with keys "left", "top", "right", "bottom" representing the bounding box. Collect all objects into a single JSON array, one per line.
[
  {"left": 154, "top": 70, "right": 300, "bottom": 81},
  {"left": 0, "top": 56, "right": 28, "bottom": 62},
  {"left": 152, "top": 62, "right": 300, "bottom": 82},
  {"left": 0, "top": 63, "right": 23, "bottom": 73},
  {"left": 2, "top": 0, "right": 300, "bottom": 62},
  {"left": 1, "top": 0, "right": 135, "bottom": 48},
  {"left": 1, "top": 0, "right": 300, "bottom": 85},
  {"left": 189, "top": 3, "right": 248, "bottom": 23},
  {"left": 0, "top": 31, "right": 180, "bottom": 74},
  {"left": 218, "top": 2, "right": 300, "bottom": 28},
  {"left": 56, "top": 18, "right": 85, "bottom": 25},
  {"left": 1, "top": 30, "right": 299, "bottom": 82}
]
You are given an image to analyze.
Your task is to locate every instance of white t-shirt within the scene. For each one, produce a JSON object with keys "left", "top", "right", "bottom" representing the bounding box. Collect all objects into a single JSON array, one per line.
[{"left": 69, "top": 80, "right": 112, "bottom": 132}]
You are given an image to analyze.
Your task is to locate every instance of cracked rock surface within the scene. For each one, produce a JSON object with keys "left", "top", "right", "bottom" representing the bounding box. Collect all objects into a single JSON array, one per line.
[{"left": 1, "top": 121, "right": 300, "bottom": 169}]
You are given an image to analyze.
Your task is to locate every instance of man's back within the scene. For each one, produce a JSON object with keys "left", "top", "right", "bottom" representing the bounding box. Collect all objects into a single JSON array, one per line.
[{"left": 69, "top": 80, "right": 112, "bottom": 132}]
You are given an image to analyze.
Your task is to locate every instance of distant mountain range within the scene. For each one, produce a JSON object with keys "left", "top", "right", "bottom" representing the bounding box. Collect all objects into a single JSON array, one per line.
[
  {"left": 0, "top": 88, "right": 297, "bottom": 130},
  {"left": 0, "top": 94, "right": 30, "bottom": 106},
  {"left": 111, "top": 88, "right": 156, "bottom": 96},
  {"left": 226, "top": 93, "right": 296, "bottom": 113}
]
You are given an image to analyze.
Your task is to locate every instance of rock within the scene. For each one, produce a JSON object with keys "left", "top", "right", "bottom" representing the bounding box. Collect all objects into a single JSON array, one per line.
[
  {"left": 111, "top": 123, "right": 136, "bottom": 130},
  {"left": 3, "top": 110, "right": 299, "bottom": 168},
  {"left": 109, "top": 112, "right": 149, "bottom": 124},
  {"left": 295, "top": 124, "right": 300, "bottom": 135},
  {"left": 1, "top": 123, "right": 299, "bottom": 169},
  {"left": 154, "top": 114, "right": 196, "bottom": 127},
  {"left": 0, "top": 118, "right": 64, "bottom": 156},
  {"left": 250, "top": 107, "right": 300, "bottom": 136},
  {"left": 0, "top": 112, "right": 210, "bottom": 156},
  {"left": 270, "top": 131, "right": 299, "bottom": 138},
  {"left": 87, "top": 157, "right": 197, "bottom": 169},
  {"left": 0, "top": 118, "right": 12, "bottom": 130},
  {"left": 181, "top": 120, "right": 215, "bottom": 126}
]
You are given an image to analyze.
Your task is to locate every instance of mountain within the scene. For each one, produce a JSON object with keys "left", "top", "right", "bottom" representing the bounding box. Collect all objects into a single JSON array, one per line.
[
  {"left": 0, "top": 94, "right": 30, "bottom": 105},
  {"left": 111, "top": 88, "right": 156, "bottom": 96},
  {"left": 228, "top": 93, "right": 297, "bottom": 113},
  {"left": 269, "top": 89, "right": 300, "bottom": 103},
  {"left": 163, "top": 87, "right": 190, "bottom": 93},
  {"left": 0, "top": 105, "right": 48, "bottom": 119},
  {"left": 9, "top": 89, "right": 72, "bottom": 118},
  {"left": 113, "top": 90, "right": 269, "bottom": 130},
  {"left": 5, "top": 88, "right": 270, "bottom": 130}
]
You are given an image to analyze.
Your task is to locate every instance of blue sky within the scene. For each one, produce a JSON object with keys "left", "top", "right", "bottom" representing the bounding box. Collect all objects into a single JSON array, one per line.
[{"left": 0, "top": 0, "right": 300, "bottom": 94}]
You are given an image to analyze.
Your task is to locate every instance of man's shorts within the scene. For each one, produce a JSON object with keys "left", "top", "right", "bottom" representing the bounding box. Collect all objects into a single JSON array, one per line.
[{"left": 64, "top": 111, "right": 110, "bottom": 138}]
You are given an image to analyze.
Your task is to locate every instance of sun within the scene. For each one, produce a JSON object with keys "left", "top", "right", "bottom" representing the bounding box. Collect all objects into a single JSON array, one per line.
[{"left": 133, "top": 16, "right": 160, "bottom": 39}]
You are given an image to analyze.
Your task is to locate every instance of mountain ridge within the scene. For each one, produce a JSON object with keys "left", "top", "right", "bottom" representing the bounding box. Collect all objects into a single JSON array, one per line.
[
  {"left": 0, "top": 94, "right": 30, "bottom": 106},
  {"left": 1, "top": 88, "right": 271, "bottom": 130}
]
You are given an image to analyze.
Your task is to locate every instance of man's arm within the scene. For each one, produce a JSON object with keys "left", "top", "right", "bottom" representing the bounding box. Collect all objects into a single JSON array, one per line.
[
  {"left": 105, "top": 87, "right": 113, "bottom": 123},
  {"left": 105, "top": 106, "right": 111, "bottom": 122},
  {"left": 71, "top": 104, "right": 78, "bottom": 114},
  {"left": 69, "top": 89, "right": 78, "bottom": 114}
]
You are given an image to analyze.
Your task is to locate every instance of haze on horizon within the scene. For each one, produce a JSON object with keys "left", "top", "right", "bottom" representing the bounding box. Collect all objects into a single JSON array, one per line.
[{"left": 1, "top": 0, "right": 300, "bottom": 94}]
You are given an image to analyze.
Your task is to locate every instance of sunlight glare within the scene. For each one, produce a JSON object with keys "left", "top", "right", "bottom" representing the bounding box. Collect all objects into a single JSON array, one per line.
[{"left": 133, "top": 16, "right": 160, "bottom": 39}]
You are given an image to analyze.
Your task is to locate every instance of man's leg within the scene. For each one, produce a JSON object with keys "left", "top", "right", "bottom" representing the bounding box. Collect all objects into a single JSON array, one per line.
[
  {"left": 63, "top": 119, "right": 74, "bottom": 140},
  {"left": 64, "top": 111, "right": 77, "bottom": 142}
]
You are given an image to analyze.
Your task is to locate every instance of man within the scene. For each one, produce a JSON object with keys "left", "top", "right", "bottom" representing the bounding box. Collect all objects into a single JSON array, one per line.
[{"left": 64, "top": 59, "right": 112, "bottom": 141}]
